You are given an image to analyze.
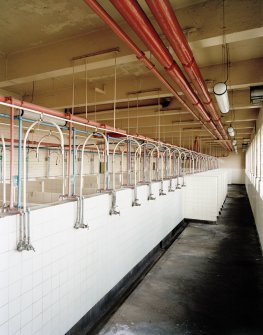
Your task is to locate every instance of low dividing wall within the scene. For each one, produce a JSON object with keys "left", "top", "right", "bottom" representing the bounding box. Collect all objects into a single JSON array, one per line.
[
  {"left": 0, "top": 178, "right": 183, "bottom": 335},
  {"left": 183, "top": 169, "right": 228, "bottom": 222},
  {"left": 0, "top": 170, "right": 229, "bottom": 334}
]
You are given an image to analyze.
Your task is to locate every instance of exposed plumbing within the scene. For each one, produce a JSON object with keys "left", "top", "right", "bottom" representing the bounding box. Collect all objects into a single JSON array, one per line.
[
  {"left": 148, "top": 144, "right": 159, "bottom": 200},
  {"left": 17, "top": 209, "right": 35, "bottom": 252},
  {"left": 0, "top": 135, "right": 7, "bottom": 211},
  {"left": 18, "top": 116, "right": 65, "bottom": 251},
  {"left": 75, "top": 132, "right": 109, "bottom": 227},
  {"left": 74, "top": 196, "right": 88, "bottom": 228},
  {"left": 132, "top": 185, "right": 141, "bottom": 206},
  {"left": 109, "top": 190, "right": 120, "bottom": 215},
  {"left": 36, "top": 131, "right": 61, "bottom": 161},
  {"left": 181, "top": 151, "right": 188, "bottom": 187},
  {"left": 148, "top": 182, "right": 156, "bottom": 200}
]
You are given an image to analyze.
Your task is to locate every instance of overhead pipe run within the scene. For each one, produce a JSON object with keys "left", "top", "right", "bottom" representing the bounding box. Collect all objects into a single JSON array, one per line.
[
  {"left": 145, "top": 0, "right": 231, "bottom": 150},
  {"left": 109, "top": 0, "right": 230, "bottom": 150},
  {"left": 83, "top": 0, "right": 222, "bottom": 143}
]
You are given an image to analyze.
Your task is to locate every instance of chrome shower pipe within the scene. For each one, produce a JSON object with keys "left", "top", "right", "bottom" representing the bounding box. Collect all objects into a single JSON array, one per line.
[
  {"left": 20, "top": 118, "right": 64, "bottom": 251},
  {"left": 159, "top": 150, "right": 166, "bottom": 196},
  {"left": 180, "top": 151, "right": 188, "bottom": 187},
  {"left": 77, "top": 132, "right": 108, "bottom": 226},
  {"left": 172, "top": 147, "right": 182, "bottom": 189},
  {"left": 147, "top": 144, "right": 159, "bottom": 200},
  {"left": 76, "top": 142, "right": 102, "bottom": 192},
  {"left": 132, "top": 140, "right": 142, "bottom": 206},
  {"left": 23, "top": 119, "right": 65, "bottom": 212}
]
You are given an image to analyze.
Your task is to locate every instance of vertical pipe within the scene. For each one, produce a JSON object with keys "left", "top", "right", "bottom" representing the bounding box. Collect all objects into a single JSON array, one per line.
[
  {"left": 143, "top": 144, "right": 146, "bottom": 182},
  {"left": 106, "top": 134, "right": 109, "bottom": 190},
  {"left": 127, "top": 139, "right": 131, "bottom": 185},
  {"left": 0, "top": 136, "right": 6, "bottom": 206},
  {"left": 104, "top": 131, "right": 107, "bottom": 190},
  {"left": 10, "top": 107, "right": 14, "bottom": 209},
  {"left": 47, "top": 150, "right": 50, "bottom": 178},
  {"left": 72, "top": 127, "right": 76, "bottom": 195},
  {"left": 68, "top": 121, "right": 72, "bottom": 196},
  {"left": 18, "top": 116, "right": 23, "bottom": 209}
]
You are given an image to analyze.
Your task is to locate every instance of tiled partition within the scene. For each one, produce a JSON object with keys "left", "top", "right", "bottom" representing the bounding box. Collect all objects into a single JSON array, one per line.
[
  {"left": 183, "top": 169, "right": 228, "bottom": 222},
  {"left": 0, "top": 179, "right": 183, "bottom": 335}
]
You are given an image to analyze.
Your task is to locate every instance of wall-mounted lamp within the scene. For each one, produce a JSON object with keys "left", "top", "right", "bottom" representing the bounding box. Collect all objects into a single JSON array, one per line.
[
  {"left": 213, "top": 82, "right": 230, "bottom": 114},
  {"left": 232, "top": 139, "right": 237, "bottom": 145},
  {"left": 227, "top": 126, "right": 235, "bottom": 137}
]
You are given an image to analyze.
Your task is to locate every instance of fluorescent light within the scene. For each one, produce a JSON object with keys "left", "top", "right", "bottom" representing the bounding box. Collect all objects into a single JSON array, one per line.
[{"left": 213, "top": 82, "right": 230, "bottom": 114}]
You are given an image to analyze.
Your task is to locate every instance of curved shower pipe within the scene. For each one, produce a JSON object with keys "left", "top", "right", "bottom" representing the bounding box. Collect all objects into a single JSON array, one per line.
[
  {"left": 49, "top": 151, "right": 62, "bottom": 166},
  {"left": 36, "top": 132, "right": 61, "bottom": 161},
  {"left": 136, "top": 141, "right": 149, "bottom": 183},
  {"left": 0, "top": 135, "right": 6, "bottom": 209},
  {"left": 75, "top": 132, "right": 109, "bottom": 227},
  {"left": 17, "top": 118, "right": 64, "bottom": 252},
  {"left": 110, "top": 137, "right": 141, "bottom": 211},
  {"left": 132, "top": 141, "right": 143, "bottom": 206},
  {"left": 76, "top": 142, "right": 102, "bottom": 191},
  {"left": 159, "top": 146, "right": 171, "bottom": 195},
  {"left": 191, "top": 152, "right": 200, "bottom": 174},
  {"left": 23, "top": 120, "right": 65, "bottom": 211},
  {"left": 148, "top": 144, "right": 160, "bottom": 183},
  {"left": 187, "top": 150, "right": 195, "bottom": 174},
  {"left": 147, "top": 144, "right": 160, "bottom": 200},
  {"left": 79, "top": 133, "right": 108, "bottom": 198},
  {"left": 171, "top": 147, "right": 183, "bottom": 189},
  {"left": 180, "top": 151, "right": 189, "bottom": 187}
]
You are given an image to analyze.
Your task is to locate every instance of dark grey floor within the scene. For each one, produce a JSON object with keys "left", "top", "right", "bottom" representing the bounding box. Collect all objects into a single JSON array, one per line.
[{"left": 94, "top": 185, "right": 263, "bottom": 335}]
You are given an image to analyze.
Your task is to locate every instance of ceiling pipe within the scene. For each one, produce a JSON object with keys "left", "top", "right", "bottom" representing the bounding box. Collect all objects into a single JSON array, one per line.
[
  {"left": 109, "top": 0, "right": 230, "bottom": 151},
  {"left": 0, "top": 96, "right": 206, "bottom": 149},
  {"left": 0, "top": 96, "right": 120, "bottom": 134},
  {"left": 83, "top": 0, "right": 225, "bottom": 145},
  {"left": 145, "top": 0, "right": 231, "bottom": 150}
]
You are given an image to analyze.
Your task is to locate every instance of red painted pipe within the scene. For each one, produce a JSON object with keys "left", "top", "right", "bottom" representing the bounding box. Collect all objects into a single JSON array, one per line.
[
  {"left": 0, "top": 96, "right": 121, "bottom": 134},
  {"left": 109, "top": 0, "right": 224, "bottom": 139},
  {"left": 83, "top": 0, "right": 224, "bottom": 143},
  {"left": 145, "top": 0, "right": 231, "bottom": 147}
]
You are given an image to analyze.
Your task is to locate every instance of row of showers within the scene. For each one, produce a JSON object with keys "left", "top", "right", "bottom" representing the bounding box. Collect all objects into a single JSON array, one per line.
[{"left": 0, "top": 96, "right": 218, "bottom": 253}]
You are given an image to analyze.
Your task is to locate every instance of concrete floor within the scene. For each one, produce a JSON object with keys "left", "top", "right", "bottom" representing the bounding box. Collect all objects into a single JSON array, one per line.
[{"left": 93, "top": 185, "right": 263, "bottom": 335}]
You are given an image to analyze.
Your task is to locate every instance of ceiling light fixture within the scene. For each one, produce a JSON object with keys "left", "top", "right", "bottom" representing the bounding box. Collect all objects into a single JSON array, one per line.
[
  {"left": 213, "top": 82, "right": 230, "bottom": 114},
  {"left": 227, "top": 126, "right": 235, "bottom": 137},
  {"left": 214, "top": 0, "right": 230, "bottom": 114}
]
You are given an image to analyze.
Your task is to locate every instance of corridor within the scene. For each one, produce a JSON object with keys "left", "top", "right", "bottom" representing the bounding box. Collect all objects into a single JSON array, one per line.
[{"left": 94, "top": 185, "right": 263, "bottom": 335}]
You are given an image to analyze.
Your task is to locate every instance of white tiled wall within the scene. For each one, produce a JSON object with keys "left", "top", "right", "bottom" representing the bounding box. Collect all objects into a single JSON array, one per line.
[
  {"left": 183, "top": 169, "right": 228, "bottom": 221},
  {"left": 0, "top": 179, "right": 183, "bottom": 335}
]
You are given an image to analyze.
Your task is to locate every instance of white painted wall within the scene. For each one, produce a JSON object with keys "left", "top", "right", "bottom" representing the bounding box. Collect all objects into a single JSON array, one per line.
[
  {"left": 0, "top": 179, "right": 183, "bottom": 335},
  {"left": 218, "top": 152, "right": 245, "bottom": 184},
  {"left": 246, "top": 174, "right": 263, "bottom": 250},
  {"left": 245, "top": 106, "right": 263, "bottom": 250}
]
